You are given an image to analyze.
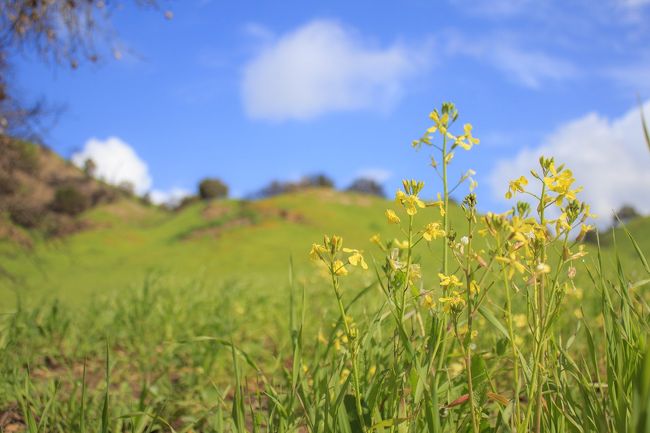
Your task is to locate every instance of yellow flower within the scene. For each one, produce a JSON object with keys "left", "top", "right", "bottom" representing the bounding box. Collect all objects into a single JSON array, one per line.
[
  {"left": 309, "top": 243, "right": 327, "bottom": 261},
  {"left": 455, "top": 123, "right": 480, "bottom": 150},
  {"left": 393, "top": 238, "right": 409, "bottom": 249},
  {"left": 512, "top": 314, "right": 527, "bottom": 328},
  {"left": 430, "top": 193, "right": 446, "bottom": 216},
  {"left": 496, "top": 252, "right": 526, "bottom": 279},
  {"left": 439, "top": 290, "right": 466, "bottom": 313},
  {"left": 438, "top": 273, "right": 462, "bottom": 288},
  {"left": 332, "top": 259, "right": 348, "bottom": 276},
  {"left": 505, "top": 176, "right": 528, "bottom": 199},
  {"left": 340, "top": 368, "right": 351, "bottom": 384},
  {"left": 576, "top": 223, "right": 594, "bottom": 241},
  {"left": 470, "top": 280, "right": 480, "bottom": 295},
  {"left": 408, "top": 264, "right": 422, "bottom": 285},
  {"left": 386, "top": 209, "right": 401, "bottom": 224},
  {"left": 369, "top": 233, "right": 381, "bottom": 245},
  {"left": 422, "top": 293, "right": 436, "bottom": 309},
  {"left": 343, "top": 248, "right": 368, "bottom": 270},
  {"left": 543, "top": 168, "right": 583, "bottom": 205},
  {"left": 396, "top": 190, "right": 426, "bottom": 216},
  {"left": 423, "top": 222, "right": 446, "bottom": 241}
]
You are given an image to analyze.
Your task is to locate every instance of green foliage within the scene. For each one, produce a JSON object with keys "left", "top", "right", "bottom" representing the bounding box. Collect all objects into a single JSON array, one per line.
[
  {"left": 198, "top": 177, "right": 229, "bottom": 200},
  {"left": 50, "top": 186, "right": 89, "bottom": 216},
  {"left": 346, "top": 178, "right": 385, "bottom": 197},
  {"left": 1, "top": 103, "right": 650, "bottom": 432},
  {"left": 8, "top": 201, "right": 43, "bottom": 228}
]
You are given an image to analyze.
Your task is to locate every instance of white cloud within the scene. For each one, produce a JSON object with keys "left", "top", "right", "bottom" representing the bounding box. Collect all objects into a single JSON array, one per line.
[
  {"left": 489, "top": 101, "right": 650, "bottom": 226},
  {"left": 446, "top": 32, "right": 577, "bottom": 89},
  {"left": 150, "top": 187, "right": 192, "bottom": 206},
  {"left": 72, "top": 137, "right": 152, "bottom": 194},
  {"left": 355, "top": 168, "right": 392, "bottom": 183},
  {"left": 241, "top": 20, "right": 429, "bottom": 120}
]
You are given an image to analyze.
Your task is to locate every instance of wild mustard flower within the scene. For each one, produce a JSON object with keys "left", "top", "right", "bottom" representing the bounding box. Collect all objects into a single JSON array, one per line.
[
  {"left": 309, "top": 243, "right": 327, "bottom": 261},
  {"left": 431, "top": 193, "right": 446, "bottom": 216},
  {"left": 389, "top": 239, "right": 407, "bottom": 250},
  {"left": 454, "top": 123, "right": 480, "bottom": 151},
  {"left": 423, "top": 222, "right": 446, "bottom": 241},
  {"left": 344, "top": 248, "right": 368, "bottom": 270},
  {"left": 422, "top": 293, "right": 436, "bottom": 309},
  {"left": 408, "top": 264, "right": 422, "bottom": 285},
  {"left": 577, "top": 223, "right": 594, "bottom": 241},
  {"left": 332, "top": 260, "right": 348, "bottom": 276},
  {"left": 385, "top": 209, "right": 401, "bottom": 224},
  {"left": 496, "top": 252, "right": 527, "bottom": 279},
  {"left": 395, "top": 189, "right": 425, "bottom": 216},
  {"left": 438, "top": 273, "right": 462, "bottom": 288},
  {"left": 505, "top": 176, "right": 528, "bottom": 199},
  {"left": 439, "top": 290, "right": 466, "bottom": 313},
  {"left": 513, "top": 314, "right": 527, "bottom": 328}
]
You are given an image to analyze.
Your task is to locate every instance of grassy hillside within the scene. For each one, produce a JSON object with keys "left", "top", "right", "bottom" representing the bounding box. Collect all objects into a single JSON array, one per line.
[
  {"left": 2, "top": 182, "right": 648, "bottom": 307},
  {"left": 0, "top": 188, "right": 465, "bottom": 304}
]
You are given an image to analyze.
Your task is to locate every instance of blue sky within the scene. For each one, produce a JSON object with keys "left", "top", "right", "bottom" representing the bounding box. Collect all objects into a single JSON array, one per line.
[{"left": 13, "top": 0, "right": 650, "bottom": 220}]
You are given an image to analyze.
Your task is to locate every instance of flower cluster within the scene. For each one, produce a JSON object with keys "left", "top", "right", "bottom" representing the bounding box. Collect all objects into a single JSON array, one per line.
[{"left": 309, "top": 235, "right": 367, "bottom": 277}]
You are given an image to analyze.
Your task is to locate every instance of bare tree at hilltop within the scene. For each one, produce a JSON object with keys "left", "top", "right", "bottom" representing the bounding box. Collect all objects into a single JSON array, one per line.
[{"left": 0, "top": 0, "right": 168, "bottom": 138}]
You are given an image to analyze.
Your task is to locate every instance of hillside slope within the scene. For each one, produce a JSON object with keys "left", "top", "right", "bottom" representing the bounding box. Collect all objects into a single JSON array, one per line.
[{"left": 0, "top": 188, "right": 469, "bottom": 304}]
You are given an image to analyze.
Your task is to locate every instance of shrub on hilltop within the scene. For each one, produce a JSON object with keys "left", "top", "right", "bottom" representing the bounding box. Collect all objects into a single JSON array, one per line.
[{"left": 198, "top": 178, "right": 229, "bottom": 200}]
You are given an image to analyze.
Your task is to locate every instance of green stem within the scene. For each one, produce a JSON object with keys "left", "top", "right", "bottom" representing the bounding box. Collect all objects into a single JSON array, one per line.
[
  {"left": 435, "top": 133, "right": 451, "bottom": 378},
  {"left": 331, "top": 273, "right": 366, "bottom": 433},
  {"left": 465, "top": 217, "right": 480, "bottom": 433},
  {"left": 503, "top": 264, "right": 521, "bottom": 431}
]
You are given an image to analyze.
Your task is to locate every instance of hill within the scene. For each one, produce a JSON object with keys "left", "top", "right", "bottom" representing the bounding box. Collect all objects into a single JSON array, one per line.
[
  {"left": 1, "top": 140, "right": 648, "bottom": 306},
  {"left": 0, "top": 138, "right": 130, "bottom": 243}
]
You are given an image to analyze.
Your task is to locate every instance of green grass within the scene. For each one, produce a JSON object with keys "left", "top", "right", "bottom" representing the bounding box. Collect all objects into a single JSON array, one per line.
[
  {"left": 0, "top": 189, "right": 468, "bottom": 305},
  {"left": 1, "top": 183, "right": 649, "bottom": 432}
]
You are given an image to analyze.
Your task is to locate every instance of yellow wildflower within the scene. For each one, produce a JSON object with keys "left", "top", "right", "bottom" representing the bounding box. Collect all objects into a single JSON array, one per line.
[
  {"left": 309, "top": 243, "right": 327, "bottom": 261},
  {"left": 438, "top": 273, "right": 463, "bottom": 288},
  {"left": 396, "top": 190, "right": 426, "bottom": 216},
  {"left": 470, "top": 280, "right": 480, "bottom": 295},
  {"left": 455, "top": 123, "right": 480, "bottom": 150},
  {"left": 505, "top": 176, "right": 528, "bottom": 199},
  {"left": 512, "top": 314, "right": 527, "bottom": 328},
  {"left": 430, "top": 193, "right": 446, "bottom": 216},
  {"left": 422, "top": 293, "right": 436, "bottom": 309},
  {"left": 386, "top": 209, "right": 401, "bottom": 224},
  {"left": 393, "top": 238, "right": 409, "bottom": 249},
  {"left": 423, "top": 222, "right": 446, "bottom": 241},
  {"left": 439, "top": 290, "right": 466, "bottom": 313},
  {"left": 340, "top": 368, "right": 351, "bottom": 384},
  {"left": 408, "top": 264, "right": 422, "bottom": 285},
  {"left": 343, "top": 248, "right": 368, "bottom": 270},
  {"left": 576, "top": 223, "right": 594, "bottom": 241},
  {"left": 496, "top": 252, "right": 526, "bottom": 279},
  {"left": 332, "top": 259, "right": 348, "bottom": 276}
]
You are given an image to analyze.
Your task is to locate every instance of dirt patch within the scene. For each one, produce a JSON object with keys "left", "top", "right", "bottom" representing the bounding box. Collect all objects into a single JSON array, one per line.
[
  {"left": 313, "top": 189, "right": 373, "bottom": 207},
  {"left": 202, "top": 202, "right": 232, "bottom": 220},
  {"left": 185, "top": 217, "right": 255, "bottom": 240},
  {"left": 250, "top": 202, "right": 306, "bottom": 223},
  {"left": 0, "top": 405, "right": 25, "bottom": 433}
]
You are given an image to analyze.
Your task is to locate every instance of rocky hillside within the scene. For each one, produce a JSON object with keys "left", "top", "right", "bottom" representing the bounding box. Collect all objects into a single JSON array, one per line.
[{"left": 0, "top": 137, "right": 125, "bottom": 244}]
